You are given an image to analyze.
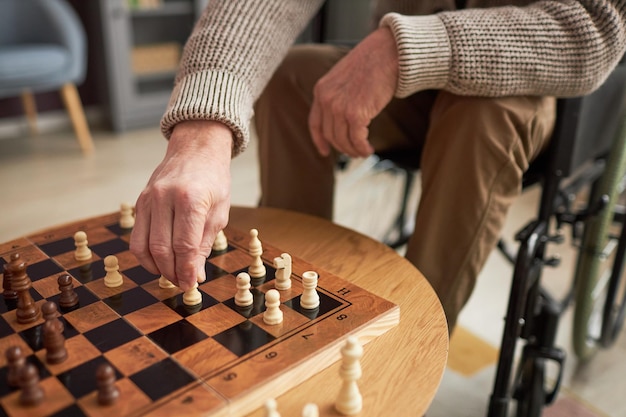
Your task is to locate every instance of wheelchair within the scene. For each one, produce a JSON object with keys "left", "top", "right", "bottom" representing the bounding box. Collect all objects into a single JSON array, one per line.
[{"left": 372, "top": 60, "right": 626, "bottom": 416}]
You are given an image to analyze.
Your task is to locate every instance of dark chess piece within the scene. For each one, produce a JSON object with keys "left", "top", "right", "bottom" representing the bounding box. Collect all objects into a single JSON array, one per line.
[
  {"left": 96, "top": 363, "right": 119, "bottom": 406},
  {"left": 8, "top": 253, "right": 40, "bottom": 324},
  {"left": 19, "top": 363, "right": 44, "bottom": 406},
  {"left": 41, "top": 301, "right": 59, "bottom": 322},
  {"left": 43, "top": 319, "right": 67, "bottom": 364},
  {"left": 2, "top": 263, "right": 17, "bottom": 300},
  {"left": 6, "top": 345, "right": 25, "bottom": 387},
  {"left": 57, "top": 274, "right": 79, "bottom": 310}
]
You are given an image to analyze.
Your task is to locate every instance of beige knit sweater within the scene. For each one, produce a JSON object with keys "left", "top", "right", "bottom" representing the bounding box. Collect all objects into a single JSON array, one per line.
[{"left": 161, "top": 0, "right": 626, "bottom": 156}]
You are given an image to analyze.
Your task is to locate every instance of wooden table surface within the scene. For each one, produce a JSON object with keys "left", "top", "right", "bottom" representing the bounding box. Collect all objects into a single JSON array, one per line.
[{"left": 230, "top": 206, "right": 449, "bottom": 417}]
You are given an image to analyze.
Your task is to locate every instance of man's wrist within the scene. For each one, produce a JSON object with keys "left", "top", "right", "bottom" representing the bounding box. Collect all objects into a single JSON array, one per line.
[{"left": 168, "top": 120, "right": 234, "bottom": 159}]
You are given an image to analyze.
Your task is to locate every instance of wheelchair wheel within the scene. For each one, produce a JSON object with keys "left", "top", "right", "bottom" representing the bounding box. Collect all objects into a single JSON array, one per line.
[
  {"left": 514, "top": 358, "right": 545, "bottom": 417},
  {"left": 573, "top": 115, "right": 626, "bottom": 360}
]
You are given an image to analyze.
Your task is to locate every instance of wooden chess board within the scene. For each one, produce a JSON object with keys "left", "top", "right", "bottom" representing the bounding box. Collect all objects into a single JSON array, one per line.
[{"left": 0, "top": 212, "right": 400, "bottom": 417}]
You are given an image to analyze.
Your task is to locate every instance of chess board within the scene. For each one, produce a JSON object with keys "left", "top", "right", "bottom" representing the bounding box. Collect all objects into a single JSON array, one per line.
[{"left": 0, "top": 212, "right": 399, "bottom": 417}]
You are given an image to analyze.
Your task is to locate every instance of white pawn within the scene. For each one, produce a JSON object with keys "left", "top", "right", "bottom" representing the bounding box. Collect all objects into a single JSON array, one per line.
[
  {"left": 264, "top": 398, "right": 281, "bottom": 417},
  {"left": 300, "top": 271, "right": 320, "bottom": 310},
  {"left": 263, "top": 289, "right": 283, "bottom": 325},
  {"left": 248, "top": 229, "right": 266, "bottom": 278},
  {"left": 213, "top": 230, "right": 228, "bottom": 252},
  {"left": 235, "top": 272, "right": 253, "bottom": 307},
  {"left": 302, "top": 403, "right": 319, "bottom": 417},
  {"left": 119, "top": 202, "right": 135, "bottom": 229},
  {"left": 103, "top": 255, "right": 123, "bottom": 287},
  {"left": 158, "top": 275, "right": 176, "bottom": 289},
  {"left": 335, "top": 337, "right": 363, "bottom": 415},
  {"left": 183, "top": 282, "right": 202, "bottom": 306},
  {"left": 74, "top": 231, "right": 92, "bottom": 261},
  {"left": 273, "top": 253, "right": 292, "bottom": 290}
]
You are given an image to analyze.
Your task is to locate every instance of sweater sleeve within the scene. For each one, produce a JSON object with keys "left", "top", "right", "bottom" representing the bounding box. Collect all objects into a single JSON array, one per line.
[
  {"left": 161, "top": 1, "right": 324, "bottom": 156},
  {"left": 380, "top": 0, "right": 626, "bottom": 98}
]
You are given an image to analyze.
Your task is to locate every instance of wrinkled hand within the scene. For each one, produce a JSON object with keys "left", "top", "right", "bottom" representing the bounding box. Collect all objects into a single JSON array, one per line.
[
  {"left": 309, "top": 26, "right": 398, "bottom": 158},
  {"left": 130, "top": 121, "right": 233, "bottom": 290}
]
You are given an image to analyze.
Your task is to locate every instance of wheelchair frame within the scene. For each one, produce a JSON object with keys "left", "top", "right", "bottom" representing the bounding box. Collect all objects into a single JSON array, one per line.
[
  {"left": 372, "top": 64, "right": 626, "bottom": 416},
  {"left": 487, "top": 87, "right": 626, "bottom": 415}
]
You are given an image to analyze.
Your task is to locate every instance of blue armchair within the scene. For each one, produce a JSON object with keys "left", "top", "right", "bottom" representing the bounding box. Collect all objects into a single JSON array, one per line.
[{"left": 0, "top": 0, "right": 95, "bottom": 154}]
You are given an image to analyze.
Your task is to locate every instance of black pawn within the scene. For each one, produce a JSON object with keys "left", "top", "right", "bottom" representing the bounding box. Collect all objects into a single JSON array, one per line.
[
  {"left": 6, "top": 345, "right": 25, "bottom": 387},
  {"left": 43, "top": 319, "right": 67, "bottom": 364},
  {"left": 41, "top": 301, "right": 60, "bottom": 322},
  {"left": 96, "top": 363, "right": 119, "bottom": 406},
  {"left": 57, "top": 274, "right": 79, "bottom": 310},
  {"left": 41, "top": 301, "right": 64, "bottom": 334},
  {"left": 19, "top": 363, "right": 44, "bottom": 406},
  {"left": 2, "top": 263, "right": 17, "bottom": 300}
]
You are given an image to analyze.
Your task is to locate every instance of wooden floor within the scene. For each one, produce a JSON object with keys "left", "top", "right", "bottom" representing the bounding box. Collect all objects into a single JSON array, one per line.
[{"left": 1, "top": 118, "right": 624, "bottom": 417}]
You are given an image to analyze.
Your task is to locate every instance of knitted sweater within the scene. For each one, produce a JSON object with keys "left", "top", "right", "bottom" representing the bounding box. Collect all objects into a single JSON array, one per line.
[{"left": 161, "top": 0, "right": 626, "bottom": 156}]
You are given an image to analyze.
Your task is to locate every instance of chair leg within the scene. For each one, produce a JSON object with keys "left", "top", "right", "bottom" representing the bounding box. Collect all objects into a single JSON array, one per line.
[
  {"left": 59, "top": 83, "right": 94, "bottom": 154},
  {"left": 20, "top": 90, "right": 38, "bottom": 136}
]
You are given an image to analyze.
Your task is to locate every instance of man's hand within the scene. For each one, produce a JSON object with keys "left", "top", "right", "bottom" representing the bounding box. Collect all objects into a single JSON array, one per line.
[
  {"left": 130, "top": 120, "right": 233, "bottom": 291},
  {"left": 309, "top": 26, "right": 398, "bottom": 158}
]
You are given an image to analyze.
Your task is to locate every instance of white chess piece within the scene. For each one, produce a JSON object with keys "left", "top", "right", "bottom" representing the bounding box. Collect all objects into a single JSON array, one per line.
[
  {"left": 213, "top": 230, "right": 228, "bottom": 252},
  {"left": 263, "top": 289, "right": 283, "bottom": 325},
  {"left": 183, "top": 282, "right": 202, "bottom": 306},
  {"left": 235, "top": 272, "right": 253, "bottom": 307},
  {"left": 248, "top": 229, "right": 266, "bottom": 278},
  {"left": 334, "top": 337, "right": 363, "bottom": 415},
  {"left": 119, "top": 202, "right": 135, "bottom": 229},
  {"left": 158, "top": 275, "right": 176, "bottom": 289},
  {"left": 264, "top": 398, "right": 281, "bottom": 417},
  {"left": 273, "top": 253, "right": 292, "bottom": 290},
  {"left": 302, "top": 403, "right": 319, "bottom": 417},
  {"left": 73, "top": 231, "right": 92, "bottom": 261},
  {"left": 103, "top": 255, "right": 123, "bottom": 288},
  {"left": 300, "top": 271, "right": 320, "bottom": 309}
]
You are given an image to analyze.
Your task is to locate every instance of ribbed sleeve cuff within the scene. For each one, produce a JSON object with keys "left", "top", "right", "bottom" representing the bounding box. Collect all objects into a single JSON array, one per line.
[
  {"left": 380, "top": 13, "right": 451, "bottom": 98},
  {"left": 160, "top": 70, "right": 254, "bottom": 157}
]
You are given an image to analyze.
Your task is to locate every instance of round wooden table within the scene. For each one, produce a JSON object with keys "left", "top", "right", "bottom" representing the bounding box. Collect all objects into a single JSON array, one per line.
[{"left": 230, "top": 206, "right": 449, "bottom": 417}]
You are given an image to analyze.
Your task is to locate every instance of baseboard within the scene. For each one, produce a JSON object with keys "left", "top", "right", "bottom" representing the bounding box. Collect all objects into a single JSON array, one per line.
[{"left": 0, "top": 106, "right": 104, "bottom": 140}]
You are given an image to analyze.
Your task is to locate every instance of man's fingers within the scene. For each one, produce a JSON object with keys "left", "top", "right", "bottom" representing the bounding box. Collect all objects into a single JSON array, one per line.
[
  {"left": 348, "top": 124, "right": 374, "bottom": 157},
  {"left": 195, "top": 218, "right": 219, "bottom": 285},
  {"left": 148, "top": 199, "right": 176, "bottom": 284},
  {"left": 332, "top": 115, "right": 353, "bottom": 156},
  {"left": 172, "top": 201, "right": 210, "bottom": 291},
  {"left": 129, "top": 198, "right": 160, "bottom": 276},
  {"left": 309, "top": 103, "right": 331, "bottom": 156}
]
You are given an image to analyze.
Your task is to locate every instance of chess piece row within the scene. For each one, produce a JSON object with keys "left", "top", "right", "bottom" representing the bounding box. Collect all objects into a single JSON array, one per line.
[
  {"left": 6, "top": 345, "right": 119, "bottom": 407},
  {"left": 3, "top": 255, "right": 79, "bottom": 326},
  {"left": 263, "top": 337, "right": 363, "bottom": 416},
  {"left": 75, "top": 201, "right": 135, "bottom": 263},
  {"left": 180, "top": 228, "right": 319, "bottom": 314},
  {"left": 249, "top": 229, "right": 318, "bottom": 305},
  {"left": 234, "top": 269, "right": 320, "bottom": 327},
  {"left": 73, "top": 232, "right": 124, "bottom": 289},
  {"left": 5, "top": 298, "right": 119, "bottom": 407},
  {"left": 75, "top": 227, "right": 317, "bottom": 316},
  {"left": 72, "top": 226, "right": 227, "bottom": 308},
  {"left": 152, "top": 229, "right": 231, "bottom": 307}
]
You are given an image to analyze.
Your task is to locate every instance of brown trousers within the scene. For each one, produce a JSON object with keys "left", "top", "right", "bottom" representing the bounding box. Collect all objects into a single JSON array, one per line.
[{"left": 255, "top": 44, "right": 556, "bottom": 331}]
